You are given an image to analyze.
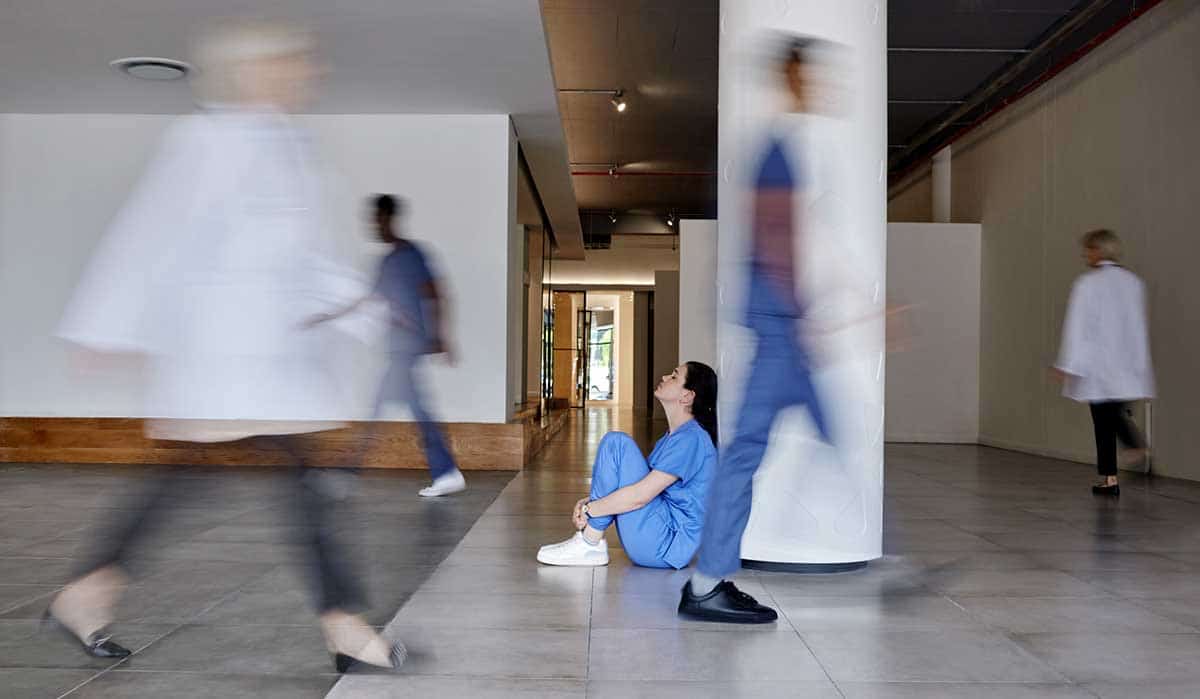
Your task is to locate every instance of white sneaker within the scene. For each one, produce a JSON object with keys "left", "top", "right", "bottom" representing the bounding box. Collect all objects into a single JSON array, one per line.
[
  {"left": 536, "top": 532, "right": 609, "bottom": 567},
  {"left": 418, "top": 470, "right": 467, "bottom": 498}
]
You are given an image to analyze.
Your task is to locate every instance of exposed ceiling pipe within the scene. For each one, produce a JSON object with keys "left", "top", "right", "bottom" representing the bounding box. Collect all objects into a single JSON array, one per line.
[
  {"left": 888, "top": 0, "right": 1118, "bottom": 175},
  {"left": 890, "top": 0, "right": 1168, "bottom": 189}
]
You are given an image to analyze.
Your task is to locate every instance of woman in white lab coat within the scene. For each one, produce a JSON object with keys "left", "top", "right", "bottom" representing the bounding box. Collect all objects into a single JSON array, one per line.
[
  {"left": 46, "top": 20, "right": 403, "bottom": 672},
  {"left": 1054, "top": 229, "right": 1154, "bottom": 496}
]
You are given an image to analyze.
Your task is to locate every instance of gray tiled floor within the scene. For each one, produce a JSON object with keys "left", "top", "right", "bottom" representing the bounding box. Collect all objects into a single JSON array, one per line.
[
  {"left": 0, "top": 463, "right": 511, "bottom": 697},
  {"left": 331, "top": 409, "right": 1200, "bottom": 698},
  {"left": 9, "top": 409, "right": 1200, "bottom": 698}
]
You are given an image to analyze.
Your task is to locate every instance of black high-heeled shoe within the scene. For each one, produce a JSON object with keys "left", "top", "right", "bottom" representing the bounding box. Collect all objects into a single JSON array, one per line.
[
  {"left": 332, "top": 641, "right": 407, "bottom": 674},
  {"left": 1092, "top": 483, "right": 1120, "bottom": 497},
  {"left": 41, "top": 609, "right": 131, "bottom": 658}
]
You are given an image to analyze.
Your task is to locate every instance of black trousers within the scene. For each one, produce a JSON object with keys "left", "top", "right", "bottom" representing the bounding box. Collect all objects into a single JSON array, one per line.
[
  {"left": 1089, "top": 401, "right": 1145, "bottom": 477},
  {"left": 76, "top": 433, "right": 365, "bottom": 613}
]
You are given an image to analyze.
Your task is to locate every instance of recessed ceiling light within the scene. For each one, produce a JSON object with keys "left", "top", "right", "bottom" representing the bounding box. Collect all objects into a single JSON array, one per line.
[{"left": 110, "top": 57, "right": 192, "bottom": 81}]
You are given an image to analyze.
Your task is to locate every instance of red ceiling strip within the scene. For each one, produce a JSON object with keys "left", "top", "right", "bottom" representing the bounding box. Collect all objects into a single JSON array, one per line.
[{"left": 570, "top": 171, "right": 718, "bottom": 177}]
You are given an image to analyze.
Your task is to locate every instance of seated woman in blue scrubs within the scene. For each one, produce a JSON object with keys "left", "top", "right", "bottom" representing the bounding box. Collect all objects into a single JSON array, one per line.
[{"left": 537, "top": 361, "right": 718, "bottom": 568}]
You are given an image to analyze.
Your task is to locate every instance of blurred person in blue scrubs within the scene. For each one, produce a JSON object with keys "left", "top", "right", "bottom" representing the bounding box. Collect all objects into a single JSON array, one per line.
[
  {"left": 311, "top": 194, "right": 464, "bottom": 497},
  {"left": 680, "top": 35, "right": 850, "bottom": 625}
]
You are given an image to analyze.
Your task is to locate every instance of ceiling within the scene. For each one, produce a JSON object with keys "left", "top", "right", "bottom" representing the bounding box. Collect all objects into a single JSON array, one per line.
[
  {"left": 542, "top": 0, "right": 718, "bottom": 221},
  {"left": 543, "top": 0, "right": 1158, "bottom": 223},
  {"left": 0, "top": 0, "right": 586, "bottom": 256},
  {"left": 887, "top": 0, "right": 1157, "bottom": 178}
]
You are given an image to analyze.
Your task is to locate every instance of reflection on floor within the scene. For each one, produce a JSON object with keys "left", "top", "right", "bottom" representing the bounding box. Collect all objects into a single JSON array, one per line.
[
  {"left": 0, "top": 463, "right": 511, "bottom": 698},
  {"left": 6, "top": 407, "right": 1200, "bottom": 697}
]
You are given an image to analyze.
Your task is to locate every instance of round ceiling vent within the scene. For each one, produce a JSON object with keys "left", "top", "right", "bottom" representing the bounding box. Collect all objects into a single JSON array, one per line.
[{"left": 110, "top": 57, "right": 192, "bottom": 81}]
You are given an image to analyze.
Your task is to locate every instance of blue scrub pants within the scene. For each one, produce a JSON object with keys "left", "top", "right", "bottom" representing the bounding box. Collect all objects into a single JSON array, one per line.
[
  {"left": 586, "top": 432, "right": 674, "bottom": 568},
  {"left": 374, "top": 351, "right": 458, "bottom": 480},
  {"left": 695, "top": 313, "right": 831, "bottom": 578}
]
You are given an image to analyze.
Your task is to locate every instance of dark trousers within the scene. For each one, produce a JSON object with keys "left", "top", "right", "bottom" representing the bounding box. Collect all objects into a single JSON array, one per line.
[
  {"left": 76, "top": 433, "right": 365, "bottom": 613},
  {"left": 1089, "top": 401, "right": 1145, "bottom": 477}
]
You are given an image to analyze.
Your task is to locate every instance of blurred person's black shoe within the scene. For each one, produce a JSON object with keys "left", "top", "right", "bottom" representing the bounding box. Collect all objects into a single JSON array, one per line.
[
  {"left": 42, "top": 609, "right": 131, "bottom": 658},
  {"left": 333, "top": 641, "right": 407, "bottom": 673},
  {"left": 1092, "top": 483, "right": 1120, "bottom": 497},
  {"left": 678, "top": 580, "right": 778, "bottom": 624}
]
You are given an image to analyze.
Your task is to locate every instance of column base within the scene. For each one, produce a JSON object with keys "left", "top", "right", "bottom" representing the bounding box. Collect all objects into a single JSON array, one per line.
[{"left": 741, "top": 559, "right": 869, "bottom": 574}]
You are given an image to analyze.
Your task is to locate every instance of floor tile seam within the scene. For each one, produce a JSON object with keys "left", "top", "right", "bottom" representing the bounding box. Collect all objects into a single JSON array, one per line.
[
  {"left": 1002, "top": 629, "right": 1198, "bottom": 687},
  {"left": 0, "top": 587, "right": 59, "bottom": 616},
  {"left": 1122, "top": 595, "right": 1200, "bottom": 626},
  {"left": 908, "top": 591, "right": 1091, "bottom": 689},
  {"left": 761, "top": 582, "right": 846, "bottom": 695},
  {"left": 584, "top": 567, "right": 596, "bottom": 683},
  {"left": 58, "top": 620, "right": 190, "bottom": 698},
  {"left": 941, "top": 592, "right": 1200, "bottom": 636}
]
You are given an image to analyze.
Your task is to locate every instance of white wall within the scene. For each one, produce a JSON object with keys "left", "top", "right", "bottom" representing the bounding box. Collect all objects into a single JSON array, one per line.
[
  {"left": 0, "top": 113, "right": 517, "bottom": 423},
  {"left": 617, "top": 291, "right": 635, "bottom": 407},
  {"left": 652, "top": 270, "right": 680, "bottom": 420},
  {"left": 945, "top": 0, "right": 1200, "bottom": 476},
  {"left": 548, "top": 235, "right": 678, "bottom": 286},
  {"left": 885, "top": 223, "right": 981, "bottom": 443},
  {"left": 633, "top": 291, "right": 651, "bottom": 411},
  {"left": 678, "top": 220, "right": 718, "bottom": 369}
]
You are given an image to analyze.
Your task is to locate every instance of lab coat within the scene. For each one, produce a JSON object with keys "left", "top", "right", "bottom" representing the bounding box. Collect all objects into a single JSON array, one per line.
[
  {"left": 1055, "top": 261, "right": 1155, "bottom": 403},
  {"left": 58, "top": 108, "right": 367, "bottom": 441}
]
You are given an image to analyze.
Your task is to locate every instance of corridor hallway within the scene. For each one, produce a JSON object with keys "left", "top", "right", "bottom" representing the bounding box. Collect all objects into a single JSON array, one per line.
[
  {"left": 331, "top": 408, "right": 1200, "bottom": 698},
  {"left": 6, "top": 409, "right": 1200, "bottom": 696}
]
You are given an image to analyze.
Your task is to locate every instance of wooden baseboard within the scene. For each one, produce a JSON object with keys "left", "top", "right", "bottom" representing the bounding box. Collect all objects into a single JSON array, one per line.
[{"left": 0, "top": 417, "right": 542, "bottom": 471}]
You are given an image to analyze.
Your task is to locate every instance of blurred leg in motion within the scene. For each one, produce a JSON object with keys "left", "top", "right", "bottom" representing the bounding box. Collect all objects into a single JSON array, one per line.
[{"left": 375, "top": 351, "right": 464, "bottom": 496}]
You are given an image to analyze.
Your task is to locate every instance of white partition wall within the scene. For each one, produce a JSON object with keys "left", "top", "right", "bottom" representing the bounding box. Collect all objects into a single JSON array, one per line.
[
  {"left": 885, "top": 223, "right": 981, "bottom": 443},
  {"left": 719, "top": 1, "right": 886, "bottom": 567},
  {"left": 679, "top": 219, "right": 718, "bottom": 369}
]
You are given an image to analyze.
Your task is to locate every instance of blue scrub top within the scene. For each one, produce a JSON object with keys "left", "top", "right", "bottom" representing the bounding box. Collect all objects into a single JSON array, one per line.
[
  {"left": 745, "top": 135, "right": 806, "bottom": 325},
  {"left": 373, "top": 241, "right": 437, "bottom": 353},
  {"left": 648, "top": 418, "right": 717, "bottom": 569}
]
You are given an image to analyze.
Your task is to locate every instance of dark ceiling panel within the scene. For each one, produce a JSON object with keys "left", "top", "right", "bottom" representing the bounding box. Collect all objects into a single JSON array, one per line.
[
  {"left": 889, "top": 51, "right": 1014, "bottom": 100},
  {"left": 547, "top": 0, "right": 1155, "bottom": 209},
  {"left": 890, "top": 0, "right": 1074, "bottom": 48},
  {"left": 888, "top": 102, "right": 955, "bottom": 146}
]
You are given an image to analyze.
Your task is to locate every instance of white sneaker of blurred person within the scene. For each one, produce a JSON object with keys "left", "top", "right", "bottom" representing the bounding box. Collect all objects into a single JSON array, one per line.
[
  {"left": 537, "top": 531, "right": 609, "bottom": 567},
  {"left": 418, "top": 469, "right": 466, "bottom": 497}
]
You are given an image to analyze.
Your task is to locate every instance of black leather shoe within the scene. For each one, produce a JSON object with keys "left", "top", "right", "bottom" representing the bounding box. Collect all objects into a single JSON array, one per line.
[
  {"left": 333, "top": 641, "right": 407, "bottom": 674},
  {"left": 678, "top": 580, "right": 778, "bottom": 624},
  {"left": 1092, "top": 484, "right": 1120, "bottom": 497},
  {"left": 42, "top": 609, "right": 131, "bottom": 658}
]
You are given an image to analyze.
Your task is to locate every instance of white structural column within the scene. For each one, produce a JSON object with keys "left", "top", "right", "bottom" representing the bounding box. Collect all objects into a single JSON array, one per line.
[
  {"left": 932, "top": 145, "right": 953, "bottom": 222},
  {"left": 718, "top": 1, "right": 887, "bottom": 567}
]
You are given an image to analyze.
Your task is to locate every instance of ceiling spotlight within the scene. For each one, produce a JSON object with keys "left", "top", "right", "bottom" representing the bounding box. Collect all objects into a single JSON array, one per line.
[
  {"left": 666, "top": 214, "right": 676, "bottom": 227},
  {"left": 608, "top": 166, "right": 618, "bottom": 178},
  {"left": 608, "top": 210, "right": 618, "bottom": 224},
  {"left": 611, "top": 90, "right": 627, "bottom": 112},
  {"left": 110, "top": 57, "right": 191, "bottom": 81}
]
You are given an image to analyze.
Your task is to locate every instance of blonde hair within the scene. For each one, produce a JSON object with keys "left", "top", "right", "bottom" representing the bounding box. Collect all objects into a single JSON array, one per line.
[
  {"left": 190, "top": 19, "right": 314, "bottom": 103},
  {"left": 1081, "top": 229, "right": 1122, "bottom": 262}
]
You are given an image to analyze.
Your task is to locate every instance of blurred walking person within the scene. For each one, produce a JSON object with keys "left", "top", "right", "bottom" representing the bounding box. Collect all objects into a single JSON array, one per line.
[
  {"left": 1054, "top": 229, "right": 1154, "bottom": 497},
  {"left": 679, "top": 35, "right": 848, "bottom": 625},
  {"left": 312, "top": 194, "right": 465, "bottom": 496},
  {"left": 48, "top": 20, "right": 404, "bottom": 672}
]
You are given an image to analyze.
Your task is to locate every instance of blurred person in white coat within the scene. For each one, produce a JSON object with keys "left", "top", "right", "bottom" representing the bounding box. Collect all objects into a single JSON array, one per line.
[
  {"left": 1054, "top": 229, "right": 1154, "bottom": 497},
  {"left": 46, "top": 20, "right": 403, "bottom": 673}
]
